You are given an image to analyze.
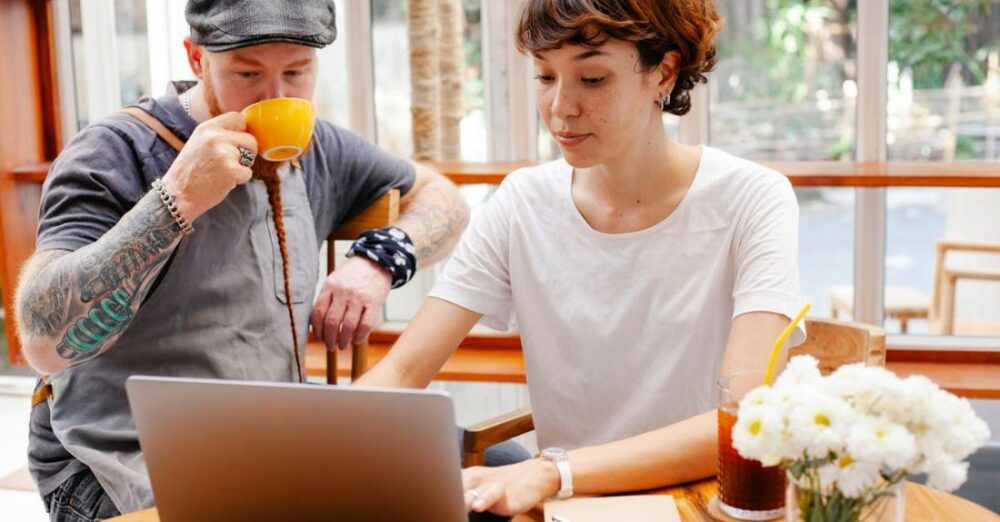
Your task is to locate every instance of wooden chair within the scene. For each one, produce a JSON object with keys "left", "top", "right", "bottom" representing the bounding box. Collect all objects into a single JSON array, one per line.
[
  {"left": 930, "top": 240, "right": 1000, "bottom": 335},
  {"left": 460, "top": 317, "right": 886, "bottom": 467},
  {"left": 322, "top": 189, "right": 400, "bottom": 384},
  {"left": 828, "top": 239, "right": 1000, "bottom": 335},
  {"left": 828, "top": 285, "right": 929, "bottom": 333}
]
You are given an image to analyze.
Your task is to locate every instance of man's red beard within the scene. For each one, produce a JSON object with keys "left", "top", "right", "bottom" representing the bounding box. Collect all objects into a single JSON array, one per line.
[{"left": 200, "top": 68, "right": 304, "bottom": 381}]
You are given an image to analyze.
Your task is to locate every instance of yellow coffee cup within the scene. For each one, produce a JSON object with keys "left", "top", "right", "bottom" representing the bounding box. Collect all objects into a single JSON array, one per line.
[{"left": 241, "top": 97, "right": 315, "bottom": 162}]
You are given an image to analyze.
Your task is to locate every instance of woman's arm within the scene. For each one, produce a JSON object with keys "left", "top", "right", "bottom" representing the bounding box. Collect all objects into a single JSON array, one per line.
[
  {"left": 353, "top": 297, "right": 483, "bottom": 388},
  {"left": 464, "top": 311, "right": 793, "bottom": 516}
]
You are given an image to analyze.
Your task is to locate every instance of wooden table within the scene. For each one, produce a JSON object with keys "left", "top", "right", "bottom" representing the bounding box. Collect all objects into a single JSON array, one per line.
[{"left": 107, "top": 478, "right": 998, "bottom": 521}]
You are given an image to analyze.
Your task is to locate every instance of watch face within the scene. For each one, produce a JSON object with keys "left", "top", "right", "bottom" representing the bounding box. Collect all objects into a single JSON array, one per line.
[{"left": 542, "top": 447, "right": 566, "bottom": 459}]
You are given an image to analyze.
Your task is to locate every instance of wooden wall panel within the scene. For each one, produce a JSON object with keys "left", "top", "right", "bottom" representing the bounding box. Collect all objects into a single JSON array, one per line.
[{"left": 0, "top": 0, "right": 60, "bottom": 365}]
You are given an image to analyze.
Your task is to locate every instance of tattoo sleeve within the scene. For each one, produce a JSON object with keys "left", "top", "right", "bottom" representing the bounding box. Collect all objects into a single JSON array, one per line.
[
  {"left": 15, "top": 191, "right": 183, "bottom": 372},
  {"left": 393, "top": 176, "right": 470, "bottom": 266}
]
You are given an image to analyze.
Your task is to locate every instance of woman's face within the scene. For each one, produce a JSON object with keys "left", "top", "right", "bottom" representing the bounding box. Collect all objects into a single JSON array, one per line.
[{"left": 533, "top": 38, "right": 665, "bottom": 168}]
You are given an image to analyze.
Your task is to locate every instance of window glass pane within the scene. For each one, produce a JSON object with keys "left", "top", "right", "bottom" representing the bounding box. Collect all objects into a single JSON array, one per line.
[
  {"left": 314, "top": 1, "right": 349, "bottom": 127},
  {"left": 800, "top": 187, "right": 854, "bottom": 319},
  {"left": 883, "top": 187, "right": 1000, "bottom": 336},
  {"left": 69, "top": 0, "right": 87, "bottom": 129},
  {"left": 884, "top": 2, "right": 1000, "bottom": 336},
  {"left": 67, "top": 0, "right": 152, "bottom": 129},
  {"left": 887, "top": 1, "right": 1000, "bottom": 161},
  {"left": 115, "top": 0, "right": 150, "bottom": 106},
  {"left": 713, "top": 2, "right": 857, "bottom": 320},
  {"left": 712, "top": 1, "right": 857, "bottom": 161},
  {"left": 371, "top": 0, "right": 487, "bottom": 160}
]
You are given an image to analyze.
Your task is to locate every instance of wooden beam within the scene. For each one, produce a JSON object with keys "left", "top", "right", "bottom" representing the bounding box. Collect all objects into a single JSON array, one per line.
[
  {"left": 429, "top": 160, "right": 1000, "bottom": 188},
  {"left": 309, "top": 331, "right": 1000, "bottom": 399}
]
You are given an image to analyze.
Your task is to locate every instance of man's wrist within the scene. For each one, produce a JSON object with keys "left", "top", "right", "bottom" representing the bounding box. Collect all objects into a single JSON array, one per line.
[
  {"left": 346, "top": 226, "right": 417, "bottom": 289},
  {"left": 349, "top": 255, "right": 392, "bottom": 287},
  {"left": 151, "top": 179, "right": 194, "bottom": 234},
  {"left": 158, "top": 176, "right": 199, "bottom": 224}
]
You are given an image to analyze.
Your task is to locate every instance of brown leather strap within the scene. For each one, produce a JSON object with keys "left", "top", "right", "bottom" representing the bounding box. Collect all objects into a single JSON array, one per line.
[{"left": 121, "top": 106, "right": 185, "bottom": 152}]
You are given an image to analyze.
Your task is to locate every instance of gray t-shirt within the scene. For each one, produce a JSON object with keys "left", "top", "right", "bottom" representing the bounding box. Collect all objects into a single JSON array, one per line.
[{"left": 27, "top": 81, "right": 414, "bottom": 512}]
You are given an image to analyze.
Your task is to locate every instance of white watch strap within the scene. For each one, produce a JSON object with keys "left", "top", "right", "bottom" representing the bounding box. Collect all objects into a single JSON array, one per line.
[{"left": 553, "top": 457, "right": 573, "bottom": 499}]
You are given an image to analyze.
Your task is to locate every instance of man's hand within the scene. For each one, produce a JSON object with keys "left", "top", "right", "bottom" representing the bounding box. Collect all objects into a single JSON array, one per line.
[
  {"left": 311, "top": 256, "right": 392, "bottom": 350},
  {"left": 161, "top": 112, "right": 257, "bottom": 222},
  {"left": 462, "top": 459, "right": 561, "bottom": 517}
]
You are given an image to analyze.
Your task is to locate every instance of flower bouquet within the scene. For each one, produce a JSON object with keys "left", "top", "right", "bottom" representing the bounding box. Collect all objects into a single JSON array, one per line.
[{"left": 731, "top": 355, "right": 990, "bottom": 522}]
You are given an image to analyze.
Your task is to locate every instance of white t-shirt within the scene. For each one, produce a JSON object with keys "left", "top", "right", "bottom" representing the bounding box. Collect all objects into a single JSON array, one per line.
[{"left": 430, "top": 146, "right": 805, "bottom": 450}]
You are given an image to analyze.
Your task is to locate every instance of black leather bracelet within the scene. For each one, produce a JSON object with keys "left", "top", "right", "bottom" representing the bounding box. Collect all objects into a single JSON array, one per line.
[{"left": 347, "top": 226, "right": 417, "bottom": 289}]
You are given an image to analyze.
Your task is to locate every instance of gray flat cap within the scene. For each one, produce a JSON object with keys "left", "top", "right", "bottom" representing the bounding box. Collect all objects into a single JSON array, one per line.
[{"left": 186, "top": 0, "right": 337, "bottom": 52}]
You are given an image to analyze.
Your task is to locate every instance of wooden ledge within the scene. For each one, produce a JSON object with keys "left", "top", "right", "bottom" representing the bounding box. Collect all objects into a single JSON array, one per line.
[
  {"left": 429, "top": 160, "right": 1000, "bottom": 188},
  {"left": 8, "top": 163, "right": 50, "bottom": 183},
  {"left": 13, "top": 160, "right": 1000, "bottom": 188},
  {"left": 305, "top": 336, "right": 527, "bottom": 383},
  {"left": 308, "top": 331, "right": 1000, "bottom": 398}
]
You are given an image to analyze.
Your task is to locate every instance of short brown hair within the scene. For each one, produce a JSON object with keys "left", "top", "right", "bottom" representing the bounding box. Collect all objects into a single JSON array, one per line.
[{"left": 516, "top": 0, "right": 722, "bottom": 116}]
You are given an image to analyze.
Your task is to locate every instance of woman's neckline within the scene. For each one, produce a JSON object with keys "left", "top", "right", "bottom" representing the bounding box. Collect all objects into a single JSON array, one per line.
[{"left": 564, "top": 145, "right": 708, "bottom": 238}]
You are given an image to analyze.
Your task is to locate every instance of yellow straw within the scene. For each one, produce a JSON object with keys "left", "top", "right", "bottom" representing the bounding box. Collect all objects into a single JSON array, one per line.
[{"left": 763, "top": 302, "right": 811, "bottom": 386}]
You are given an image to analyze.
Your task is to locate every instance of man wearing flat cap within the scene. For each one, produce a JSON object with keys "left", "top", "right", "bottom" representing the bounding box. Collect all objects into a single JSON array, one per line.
[{"left": 14, "top": 1, "right": 488, "bottom": 519}]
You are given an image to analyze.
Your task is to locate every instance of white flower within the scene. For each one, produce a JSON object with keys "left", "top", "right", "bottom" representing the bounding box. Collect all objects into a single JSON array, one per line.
[
  {"left": 846, "top": 415, "right": 917, "bottom": 470},
  {"left": 786, "top": 392, "right": 854, "bottom": 459},
  {"left": 828, "top": 364, "right": 905, "bottom": 416},
  {"left": 731, "top": 359, "right": 990, "bottom": 499},
  {"left": 740, "top": 385, "right": 788, "bottom": 411},
  {"left": 926, "top": 460, "right": 969, "bottom": 492},
  {"left": 816, "top": 462, "right": 841, "bottom": 490},
  {"left": 940, "top": 396, "right": 991, "bottom": 460},
  {"left": 835, "top": 456, "right": 880, "bottom": 498},
  {"left": 732, "top": 405, "right": 786, "bottom": 466},
  {"left": 897, "top": 375, "right": 951, "bottom": 433},
  {"left": 775, "top": 355, "right": 823, "bottom": 388}
]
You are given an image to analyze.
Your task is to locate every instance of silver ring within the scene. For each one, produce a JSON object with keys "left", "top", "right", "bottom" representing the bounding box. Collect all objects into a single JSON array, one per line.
[
  {"left": 238, "top": 147, "right": 256, "bottom": 167},
  {"left": 468, "top": 490, "right": 480, "bottom": 501}
]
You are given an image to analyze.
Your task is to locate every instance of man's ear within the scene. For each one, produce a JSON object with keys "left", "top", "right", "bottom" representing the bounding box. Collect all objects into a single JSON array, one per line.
[{"left": 183, "top": 37, "right": 206, "bottom": 78}]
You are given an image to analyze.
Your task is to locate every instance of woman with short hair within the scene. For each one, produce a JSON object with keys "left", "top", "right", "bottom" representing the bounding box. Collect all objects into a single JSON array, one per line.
[{"left": 358, "top": 0, "right": 805, "bottom": 516}]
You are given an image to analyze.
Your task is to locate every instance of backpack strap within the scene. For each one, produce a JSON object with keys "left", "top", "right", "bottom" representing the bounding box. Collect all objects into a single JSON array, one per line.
[{"left": 120, "top": 106, "right": 185, "bottom": 152}]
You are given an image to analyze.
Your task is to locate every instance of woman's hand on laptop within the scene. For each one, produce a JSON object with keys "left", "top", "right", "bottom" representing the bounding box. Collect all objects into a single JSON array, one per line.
[{"left": 462, "top": 459, "right": 560, "bottom": 516}]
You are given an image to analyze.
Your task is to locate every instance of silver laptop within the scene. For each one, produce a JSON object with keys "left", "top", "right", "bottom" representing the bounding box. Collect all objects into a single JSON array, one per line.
[{"left": 126, "top": 376, "right": 467, "bottom": 522}]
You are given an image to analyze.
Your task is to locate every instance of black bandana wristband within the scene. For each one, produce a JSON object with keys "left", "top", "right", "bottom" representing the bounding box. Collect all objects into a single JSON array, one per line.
[{"left": 347, "top": 226, "right": 417, "bottom": 289}]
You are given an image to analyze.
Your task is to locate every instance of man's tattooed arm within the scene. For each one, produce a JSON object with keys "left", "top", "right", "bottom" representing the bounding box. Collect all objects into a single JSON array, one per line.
[
  {"left": 393, "top": 163, "right": 470, "bottom": 267},
  {"left": 14, "top": 191, "right": 183, "bottom": 374}
]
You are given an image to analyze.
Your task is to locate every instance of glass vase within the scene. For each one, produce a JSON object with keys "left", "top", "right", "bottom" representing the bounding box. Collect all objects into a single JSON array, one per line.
[{"left": 785, "top": 473, "right": 904, "bottom": 522}]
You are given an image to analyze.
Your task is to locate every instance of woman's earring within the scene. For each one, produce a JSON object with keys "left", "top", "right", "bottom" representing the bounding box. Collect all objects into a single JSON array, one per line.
[{"left": 659, "top": 93, "right": 671, "bottom": 111}]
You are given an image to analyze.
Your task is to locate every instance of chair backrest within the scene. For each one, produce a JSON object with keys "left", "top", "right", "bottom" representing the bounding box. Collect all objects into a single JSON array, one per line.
[
  {"left": 789, "top": 318, "right": 886, "bottom": 374},
  {"left": 324, "top": 189, "right": 400, "bottom": 384},
  {"left": 930, "top": 239, "right": 1000, "bottom": 334}
]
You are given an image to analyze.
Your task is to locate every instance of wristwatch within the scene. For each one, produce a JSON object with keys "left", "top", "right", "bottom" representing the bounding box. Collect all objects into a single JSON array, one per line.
[{"left": 540, "top": 447, "right": 573, "bottom": 499}]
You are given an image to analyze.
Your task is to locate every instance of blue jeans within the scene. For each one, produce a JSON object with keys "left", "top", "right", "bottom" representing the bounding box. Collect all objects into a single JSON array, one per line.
[
  {"left": 42, "top": 437, "right": 530, "bottom": 522},
  {"left": 43, "top": 470, "right": 120, "bottom": 522}
]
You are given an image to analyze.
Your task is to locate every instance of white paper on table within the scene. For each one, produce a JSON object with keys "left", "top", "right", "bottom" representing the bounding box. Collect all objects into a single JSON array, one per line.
[{"left": 543, "top": 494, "right": 681, "bottom": 522}]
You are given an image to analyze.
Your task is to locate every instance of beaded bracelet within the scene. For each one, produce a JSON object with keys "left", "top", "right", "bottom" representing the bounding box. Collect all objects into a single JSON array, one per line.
[
  {"left": 347, "top": 226, "right": 417, "bottom": 289},
  {"left": 151, "top": 178, "right": 194, "bottom": 235}
]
